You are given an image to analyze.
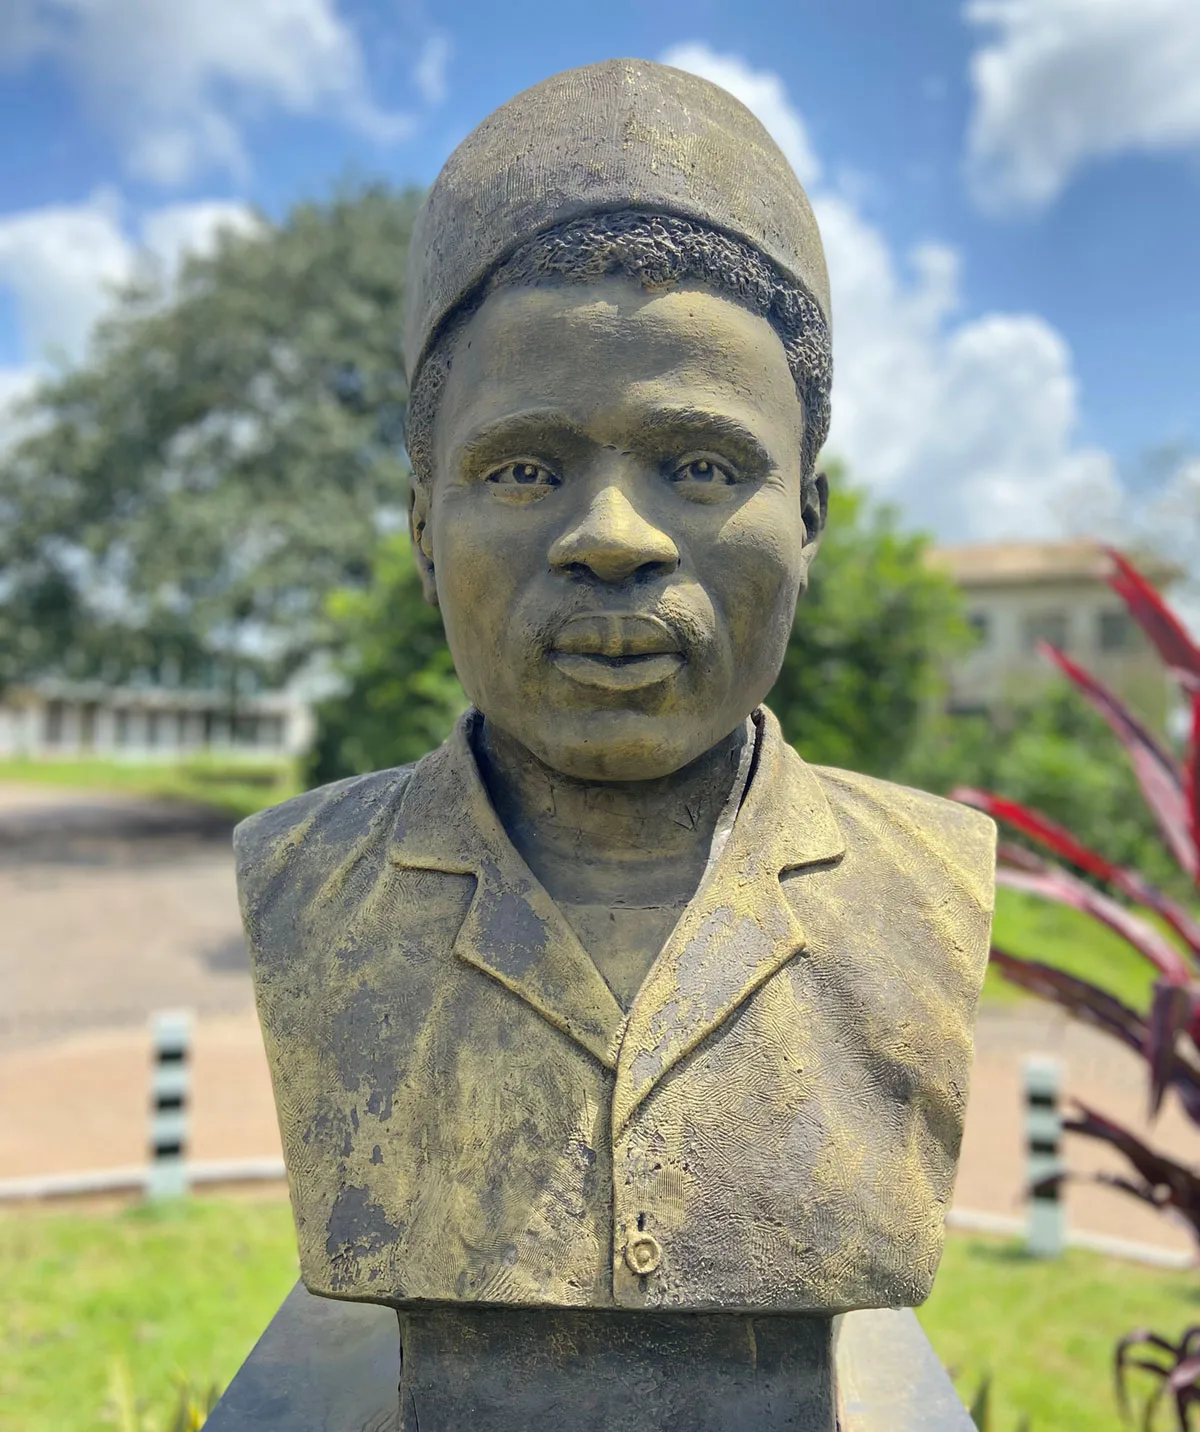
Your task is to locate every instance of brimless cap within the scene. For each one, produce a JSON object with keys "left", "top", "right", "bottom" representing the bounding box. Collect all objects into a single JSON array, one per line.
[{"left": 402, "top": 58, "right": 831, "bottom": 385}]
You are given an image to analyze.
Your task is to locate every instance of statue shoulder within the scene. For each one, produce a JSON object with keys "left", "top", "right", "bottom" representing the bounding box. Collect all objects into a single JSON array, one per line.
[
  {"left": 233, "top": 765, "right": 415, "bottom": 926},
  {"left": 811, "top": 763, "right": 997, "bottom": 904}
]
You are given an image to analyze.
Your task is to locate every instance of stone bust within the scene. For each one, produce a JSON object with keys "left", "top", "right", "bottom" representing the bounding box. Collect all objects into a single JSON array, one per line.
[{"left": 234, "top": 58, "right": 995, "bottom": 1430}]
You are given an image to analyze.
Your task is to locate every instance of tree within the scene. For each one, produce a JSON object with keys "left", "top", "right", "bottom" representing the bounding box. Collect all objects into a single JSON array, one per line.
[
  {"left": 306, "top": 537, "right": 466, "bottom": 783},
  {"left": 770, "top": 475, "right": 971, "bottom": 776},
  {"left": 309, "top": 469, "right": 970, "bottom": 783},
  {"left": 901, "top": 686, "right": 1186, "bottom": 893},
  {"left": 0, "top": 182, "right": 423, "bottom": 695}
]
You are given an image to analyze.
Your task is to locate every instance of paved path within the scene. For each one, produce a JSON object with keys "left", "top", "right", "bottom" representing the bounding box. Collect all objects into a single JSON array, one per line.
[{"left": 2, "top": 779, "right": 1198, "bottom": 1261}]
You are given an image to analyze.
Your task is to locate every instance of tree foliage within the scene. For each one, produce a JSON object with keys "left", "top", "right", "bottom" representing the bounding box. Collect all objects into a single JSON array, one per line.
[
  {"left": 902, "top": 687, "right": 1186, "bottom": 891},
  {"left": 0, "top": 182, "right": 422, "bottom": 693},
  {"left": 770, "top": 476, "right": 971, "bottom": 775},
  {"left": 307, "top": 538, "right": 467, "bottom": 783}
]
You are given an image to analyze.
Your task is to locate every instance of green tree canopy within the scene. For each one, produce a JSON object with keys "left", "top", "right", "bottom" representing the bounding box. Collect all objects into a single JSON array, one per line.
[
  {"left": 0, "top": 183, "right": 422, "bottom": 694},
  {"left": 308, "top": 472, "right": 970, "bottom": 785},
  {"left": 771, "top": 476, "right": 971, "bottom": 774}
]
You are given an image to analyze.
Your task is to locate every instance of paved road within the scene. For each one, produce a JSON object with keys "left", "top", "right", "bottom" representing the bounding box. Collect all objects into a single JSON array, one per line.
[
  {"left": 0, "top": 781, "right": 251, "bottom": 1051},
  {"left": 2, "top": 780, "right": 1198, "bottom": 1260}
]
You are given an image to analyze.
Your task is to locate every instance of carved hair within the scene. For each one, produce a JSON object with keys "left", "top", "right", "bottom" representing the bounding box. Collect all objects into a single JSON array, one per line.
[{"left": 405, "top": 210, "right": 833, "bottom": 493}]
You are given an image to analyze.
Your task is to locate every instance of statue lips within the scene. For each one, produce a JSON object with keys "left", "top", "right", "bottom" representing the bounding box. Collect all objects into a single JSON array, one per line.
[{"left": 549, "top": 613, "right": 685, "bottom": 693}]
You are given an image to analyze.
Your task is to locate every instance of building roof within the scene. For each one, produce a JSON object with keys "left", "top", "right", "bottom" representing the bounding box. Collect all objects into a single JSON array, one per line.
[{"left": 926, "top": 539, "right": 1180, "bottom": 589}]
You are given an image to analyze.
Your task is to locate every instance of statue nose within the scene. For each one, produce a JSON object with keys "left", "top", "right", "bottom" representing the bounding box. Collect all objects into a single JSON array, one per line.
[{"left": 549, "top": 486, "right": 680, "bottom": 583}]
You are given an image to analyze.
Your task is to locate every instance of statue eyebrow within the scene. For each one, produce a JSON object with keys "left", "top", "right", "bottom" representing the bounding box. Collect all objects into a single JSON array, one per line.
[
  {"left": 635, "top": 407, "right": 774, "bottom": 467},
  {"left": 452, "top": 406, "right": 775, "bottom": 471},
  {"left": 455, "top": 411, "right": 588, "bottom": 467}
]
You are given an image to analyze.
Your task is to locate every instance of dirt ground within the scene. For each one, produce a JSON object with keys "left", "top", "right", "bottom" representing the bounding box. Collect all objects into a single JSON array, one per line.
[{"left": 2, "top": 779, "right": 1198, "bottom": 1258}]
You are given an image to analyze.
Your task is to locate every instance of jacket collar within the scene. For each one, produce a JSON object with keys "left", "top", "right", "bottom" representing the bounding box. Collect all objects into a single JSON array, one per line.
[{"left": 390, "top": 707, "right": 844, "bottom": 1119}]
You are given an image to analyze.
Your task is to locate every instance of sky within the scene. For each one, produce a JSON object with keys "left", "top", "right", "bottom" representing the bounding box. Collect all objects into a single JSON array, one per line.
[{"left": 0, "top": 0, "right": 1198, "bottom": 543}]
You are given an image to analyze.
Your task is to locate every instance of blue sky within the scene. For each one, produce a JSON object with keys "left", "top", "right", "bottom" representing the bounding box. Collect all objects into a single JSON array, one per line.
[{"left": 0, "top": 0, "right": 1197, "bottom": 542}]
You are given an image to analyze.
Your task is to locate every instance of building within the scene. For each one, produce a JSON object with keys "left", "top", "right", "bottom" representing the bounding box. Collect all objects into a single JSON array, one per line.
[
  {"left": 0, "top": 678, "right": 314, "bottom": 762},
  {"left": 926, "top": 540, "right": 1180, "bottom": 732}
]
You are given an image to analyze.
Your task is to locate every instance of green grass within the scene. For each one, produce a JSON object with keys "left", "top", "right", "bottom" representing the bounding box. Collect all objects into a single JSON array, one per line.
[
  {"left": 0, "top": 755, "right": 300, "bottom": 822},
  {"left": 1, "top": 1200, "right": 1195, "bottom": 1431},
  {"left": 0, "top": 1198, "right": 298, "bottom": 1432},
  {"left": 981, "top": 884, "right": 1161, "bottom": 1012},
  {"left": 920, "top": 1234, "right": 1200, "bottom": 1431}
]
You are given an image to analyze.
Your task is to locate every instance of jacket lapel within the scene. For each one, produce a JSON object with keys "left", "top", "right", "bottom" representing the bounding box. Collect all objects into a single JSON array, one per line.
[
  {"left": 612, "top": 707, "right": 845, "bottom": 1135},
  {"left": 389, "top": 712, "right": 626, "bottom": 1069}
]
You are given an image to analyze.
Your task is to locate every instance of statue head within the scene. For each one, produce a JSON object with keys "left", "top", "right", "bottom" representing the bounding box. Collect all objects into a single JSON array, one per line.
[{"left": 404, "top": 60, "right": 833, "bottom": 782}]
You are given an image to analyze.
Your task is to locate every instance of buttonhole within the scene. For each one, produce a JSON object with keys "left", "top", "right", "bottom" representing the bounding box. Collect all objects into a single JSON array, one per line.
[{"left": 637, "top": 1212, "right": 646, "bottom": 1231}]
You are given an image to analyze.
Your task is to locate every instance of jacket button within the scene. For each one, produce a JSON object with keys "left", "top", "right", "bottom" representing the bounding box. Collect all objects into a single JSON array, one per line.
[{"left": 625, "top": 1233, "right": 662, "bottom": 1276}]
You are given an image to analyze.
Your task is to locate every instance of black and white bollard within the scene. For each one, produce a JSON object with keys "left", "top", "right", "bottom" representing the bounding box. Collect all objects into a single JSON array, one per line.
[
  {"left": 1024, "top": 1055, "right": 1064, "bottom": 1257},
  {"left": 148, "top": 1010, "right": 192, "bottom": 1200}
]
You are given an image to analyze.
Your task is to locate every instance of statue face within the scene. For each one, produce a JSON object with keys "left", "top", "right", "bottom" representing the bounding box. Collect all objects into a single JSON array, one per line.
[{"left": 419, "top": 277, "right": 817, "bottom": 781}]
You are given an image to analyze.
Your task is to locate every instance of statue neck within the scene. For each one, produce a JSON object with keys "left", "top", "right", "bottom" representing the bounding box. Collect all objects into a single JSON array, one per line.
[{"left": 475, "top": 718, "right": 751, "bottom": 909}]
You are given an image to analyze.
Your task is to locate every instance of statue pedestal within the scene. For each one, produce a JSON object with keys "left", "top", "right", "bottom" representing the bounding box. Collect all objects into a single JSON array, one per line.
[{"left": 205, "top": 1283, "right": 973, "bottom": 1431}]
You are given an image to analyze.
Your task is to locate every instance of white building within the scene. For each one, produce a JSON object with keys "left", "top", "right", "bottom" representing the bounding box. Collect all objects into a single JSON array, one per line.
[
  {"left": 927, "top": 540, "right": 1179, "bottom": 733},
  {"left": 0, "top": 678, "right": 314, "bottom": 761}
]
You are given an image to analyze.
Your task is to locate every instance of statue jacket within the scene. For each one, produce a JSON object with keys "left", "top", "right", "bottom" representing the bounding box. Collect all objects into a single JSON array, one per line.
[{"left": 234, "top": 706, "right": 995, "bottom": 1315}]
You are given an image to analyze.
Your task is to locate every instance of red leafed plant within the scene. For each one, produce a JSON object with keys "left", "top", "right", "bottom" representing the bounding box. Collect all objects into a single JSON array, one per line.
[{"left": 953, "top": 549, "right": 1200, "bottom": 1429}]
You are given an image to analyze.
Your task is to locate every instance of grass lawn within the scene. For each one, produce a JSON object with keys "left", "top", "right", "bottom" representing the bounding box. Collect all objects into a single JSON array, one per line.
[
  {"left": 920, "top": 1234, "right": 1200, "bottom": 1431},
  {"left": 1, "top": 1199, "right": 1196, "bottom": 1431},
  {"left": 981, "top": 884, "right": 1161, "bottom": 1012},
  {"left": 0, "top": 1198, "right": 298, "bottom": 1432},
  {"left": 0, "top": 755, "right": 300, "bottom": 823}
]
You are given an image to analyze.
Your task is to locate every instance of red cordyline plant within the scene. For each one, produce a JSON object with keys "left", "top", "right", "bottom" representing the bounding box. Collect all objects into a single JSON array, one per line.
[{"left": 953, "top": 549, "right": 1200, "bottom": 1431}]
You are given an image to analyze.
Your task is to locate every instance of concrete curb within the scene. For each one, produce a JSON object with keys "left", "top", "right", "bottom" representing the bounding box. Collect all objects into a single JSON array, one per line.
[{"left": 0, "top": 1157, "right": 285, "bottom": 1202}]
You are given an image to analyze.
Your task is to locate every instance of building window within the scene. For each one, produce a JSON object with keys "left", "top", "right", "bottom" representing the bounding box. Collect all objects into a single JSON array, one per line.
[
  {"left": 1098, "top": 610, "right": 1136, "bottom": 652},
  {"left": 114, "top": 709, "right": 130, "bottom": 746},
  {"left": 1023, "top": 609, "right": 1069, "bottom": 653},
  {"left": 80, "top": 703, "right": 98, "bottom": 749},
  {"left": 260, "top": 715, "right": 285, "bottom": 749},
  {"left": 967, "top": 610, "right": 991, "bottom": 646},
  {"left": 43, "top": 700, "right": 65, "bottom": 746}
]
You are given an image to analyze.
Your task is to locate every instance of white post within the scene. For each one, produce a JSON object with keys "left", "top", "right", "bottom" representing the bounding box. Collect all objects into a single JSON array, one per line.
[
  {"left": 147, "top": 1010, "right": 192, "bottom": 1199},
  {"left": 1024, "top": 1056, "right": 1065, "bottom": 1257}
]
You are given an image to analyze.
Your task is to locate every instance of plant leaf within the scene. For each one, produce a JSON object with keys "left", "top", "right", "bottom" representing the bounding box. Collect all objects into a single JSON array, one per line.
[
  {"left": 968, "top": 1374, "right": 991, "bottom": 1428},
  {"left": 1038, "top": 642, "right": 1197, "bottom": 877},
  {"left": 1116, "top": 1328, "right": 1177, "bottom": 1416},
  {"left": 954, "top": 789, "right": 1200, "bottom": 959},
  {"left": 989, "top": 949, "right": 1145, "bottom": 1050},
  {"left": 1106, "top": 548, "right": 1200, "bottom": 686},
  {"left": 1147, "top": 982, "right": 1195, "bottom": 1118},
  {"left": 1065, "top": 1101, "right": 1200, "bottom": 1241},
  {"left": 995, "top": 862, "right": 1191, "bottom": 982}
]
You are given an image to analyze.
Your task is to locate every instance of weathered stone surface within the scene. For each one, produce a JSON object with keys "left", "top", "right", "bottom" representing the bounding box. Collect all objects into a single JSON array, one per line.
[
  {"left": 230, "top": 53, "right": 997, "bottom": 1424},
  {"left": 206, "top": 1283, "right": 975, "bottom": 1431},
  {"left": 236, "top": 708, "right": 994, "bottom": 1311}
]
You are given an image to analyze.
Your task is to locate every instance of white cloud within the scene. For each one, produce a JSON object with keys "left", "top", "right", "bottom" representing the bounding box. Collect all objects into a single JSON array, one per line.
[
  {"left": 662, "top": 42, "right": 1121, "bottom": 541},
  {"left": 0, "top": 194, "right": 257, "bottom": 365},
  {"left": 139, "top": 201, "right": 262, "bottom": 279},
  {"left": 413, "top": 32, "right": 451, "bottom": 107},
  {"left": 659, "top": 42, "right": 822, "bottom": 188},
  {"left": 1, "top": 0, "right": 415, "bottom": 186},
  {"left": 965, "top": 0, "right": 1200, "bottom": 211}
]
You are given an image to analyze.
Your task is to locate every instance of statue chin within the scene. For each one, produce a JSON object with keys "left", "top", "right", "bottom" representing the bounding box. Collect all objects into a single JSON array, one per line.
[{"left": 482, "top": 705, "right": 753, "bottom": 785}]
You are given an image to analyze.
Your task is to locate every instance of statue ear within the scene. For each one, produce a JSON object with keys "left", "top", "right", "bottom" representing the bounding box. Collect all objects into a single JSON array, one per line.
[
  {"left": 804, "top": 469, "right": 829, "bottom": 545},
  {"left": 409, "top": 480, "right": 439, "bottom": 607},
  {"left": 796, "top": 469, "right": 827, "bottom": 592}
]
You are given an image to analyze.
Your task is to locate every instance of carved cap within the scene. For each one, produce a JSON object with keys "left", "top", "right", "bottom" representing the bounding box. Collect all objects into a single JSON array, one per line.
[{"left": 402, "top": 57, "right": 831, "bottom": 384}]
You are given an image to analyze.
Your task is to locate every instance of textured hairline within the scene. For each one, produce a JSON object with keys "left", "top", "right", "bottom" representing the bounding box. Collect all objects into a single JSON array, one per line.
[{"left": 405, "top": 210, "right": 833, "bottom": 492}]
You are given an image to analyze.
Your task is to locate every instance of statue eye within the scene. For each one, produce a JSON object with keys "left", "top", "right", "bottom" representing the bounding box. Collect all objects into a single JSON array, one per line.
[
  {"left": 669, "top": 455, "right": 737, "bottom": 487},
  {"left": 485, "top": 460, "right": 559, "bottom": 488}
]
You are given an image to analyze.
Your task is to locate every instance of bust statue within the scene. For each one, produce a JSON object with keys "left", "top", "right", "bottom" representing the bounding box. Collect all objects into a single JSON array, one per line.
[{"left": 234, "top": 58, "right": 995, "bottom": 1432}]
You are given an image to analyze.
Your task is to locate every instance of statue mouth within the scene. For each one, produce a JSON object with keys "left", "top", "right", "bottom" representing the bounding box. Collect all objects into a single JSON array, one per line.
[{"left": 549, "top": 613, "right": 684, "bottom": 691}]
